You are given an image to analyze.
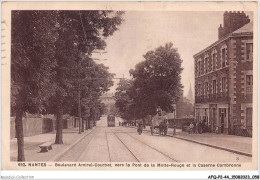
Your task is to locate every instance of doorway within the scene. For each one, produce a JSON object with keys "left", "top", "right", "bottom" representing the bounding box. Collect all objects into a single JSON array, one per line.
[
  {"left": 220, "top": 112, "right": 224, "bottom": 133},
  {"left": 219, "top": 108, "right": 226, "bottom": 133}
]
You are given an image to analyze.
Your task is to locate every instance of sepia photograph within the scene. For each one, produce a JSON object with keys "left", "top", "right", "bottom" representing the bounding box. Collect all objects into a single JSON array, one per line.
[{"left": 1, "top": 1, "right": 258, "bottom": 174}]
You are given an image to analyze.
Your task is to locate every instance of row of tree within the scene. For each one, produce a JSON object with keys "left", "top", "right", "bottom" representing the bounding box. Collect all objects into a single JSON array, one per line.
[
  {"left": 11, "top": 10, "right": 124, "bottom": 161},
  {"left": 115, "top": 43, "right": 183, "bottom": 122}
]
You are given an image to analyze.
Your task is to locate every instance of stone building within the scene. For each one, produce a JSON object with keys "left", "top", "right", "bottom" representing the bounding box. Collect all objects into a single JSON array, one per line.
[{"left": 194, "top": 12, "right": 253, "bottom": 135}]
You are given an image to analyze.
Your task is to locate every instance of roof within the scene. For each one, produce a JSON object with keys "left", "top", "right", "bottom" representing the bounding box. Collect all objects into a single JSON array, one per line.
[
  {"left": 194, "top": 22, "right": 253, "bottom": 58},
  {"left": 232, "top": 22, "right": 253, "bottom": 34}
]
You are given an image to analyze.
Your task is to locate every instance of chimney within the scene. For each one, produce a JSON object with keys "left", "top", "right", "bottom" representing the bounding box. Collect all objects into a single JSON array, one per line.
[{"left": 218, "top": 11, "right": 250, "bottom": 39}]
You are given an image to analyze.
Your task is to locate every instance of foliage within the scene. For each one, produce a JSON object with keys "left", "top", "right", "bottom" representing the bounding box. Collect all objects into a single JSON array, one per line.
[
  {"left": 176, "top": 97, "right": 194, "bottom": 118},
  {"left": 11, "top": 11, "right": 59, "bottom": 114},
  {"left": 119, "top": 42, "right": 183, "bottom": 120},
  {"left": 11, "top": 11, "right": 60, "bottom": 161},
  {"left": 11, "top": 10, "right": 124, "bottom": 159},
  {"left": 115, "top": 79, "right": 136, "bottom": 120}
]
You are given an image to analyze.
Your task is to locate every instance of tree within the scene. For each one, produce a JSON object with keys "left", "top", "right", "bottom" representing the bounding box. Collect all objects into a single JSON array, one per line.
[
  {"left": 129, "top": 42, "right": 183, "bottom": 119},
  {"left": 115, "top": 79, "right": 136, "bottom": 120},
  {"left": 11, "top": 10, "right": 124, "bottom": 162},
  {"left": 176, "top": 97, "right": 194, "bottom": 119},
  {"left": 11, "top": 11, "right": 59, "bottom": 161},
  {"left": 79, "top": 60, "right": 114, "bottom": 130},
  {"left": 50, "top": 10, "right": 123, "bottom": 143}
]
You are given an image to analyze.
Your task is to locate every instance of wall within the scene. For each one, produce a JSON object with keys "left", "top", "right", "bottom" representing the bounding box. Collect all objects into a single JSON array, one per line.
[
  {"left": 168, "top": 118, "right": 194, "bottom": 129},
  {"left": 10, "top": 115, "right": 75, "bottom": 139}
]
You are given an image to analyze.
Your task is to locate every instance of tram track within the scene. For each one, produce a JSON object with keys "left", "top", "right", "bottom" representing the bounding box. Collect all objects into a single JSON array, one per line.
[
  {"left": 74, "top": 130, "right": 97, "bottom": 162},
  {"left": 55, "top": 128, "right": 97, "bottom": 162},
  {"left": 126, "top": 132, "right": 180, "bottom": 162},
  {"left": 112, "top": 130, "right": 180, "bottom": 162},
  {"left": 111, "top": 130, "right": 140, "bottom": 162},
  {"left": 105, "top": 131, "right": 112, "bottom": 162}
]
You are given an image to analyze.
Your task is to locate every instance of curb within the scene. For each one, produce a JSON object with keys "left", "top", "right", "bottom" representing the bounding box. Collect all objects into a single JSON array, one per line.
[
  {"left": 49, "top": 127, "right": 96, "bottom": 162},
  {"left": 125, "top": 126, "right": 252, "bottom": 157},
  {"left": 172, "top": 136, "right": 252, "bottom": 157}
]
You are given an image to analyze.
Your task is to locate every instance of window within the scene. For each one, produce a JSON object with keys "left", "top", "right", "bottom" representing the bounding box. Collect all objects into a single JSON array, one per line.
[
  {"left": 205, "top": 82, "right": 209, "bottom": 97},
  {"left": 212, "top": 53, "right": 216, "bottom": 71},
  {"left": 246, "top": 43, "right": 253, "bottom": 61},
  {"left": 204, "top": 57, "right": 209, "bottom": 73},
  {"left": 204, "top": 58, "right": 208, "bottom": 73},
  {"left": 198, "top": 60, "right": 201, "bottom": 76},
  {"left": 222, "top": 48, "right": 226, "bottom": 68},
  {"left": 221, "top": 77, "right": 226, "bottom": 92},
  {"left": 201, "top": 59, "right": 204, "bottom": 75},
  {"left": 213, "top": 80, "right": 216, "bottom": 94},
  {"left": 246, "top": 75, "right": 253, "bottom": 94},
  {"left": 198, "top": 84, "right": 201, "bottom": 96},
  {"left": 246, "top": 108, "right": 252, "bottom": 127},
  {"left": 195, "top": 85, "right": 199, "bottom": 96}
]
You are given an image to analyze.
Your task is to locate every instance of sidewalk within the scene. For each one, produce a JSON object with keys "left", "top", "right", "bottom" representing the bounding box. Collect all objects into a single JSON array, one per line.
[
  {"left": 173, "top": 131, "right": 252, "bottom": 157},
  {"left": 128, "top": 125, "right": 252, "bottom": 157},
  {"left": 10, "top": 127, "right": 96, "bottom": 161}
]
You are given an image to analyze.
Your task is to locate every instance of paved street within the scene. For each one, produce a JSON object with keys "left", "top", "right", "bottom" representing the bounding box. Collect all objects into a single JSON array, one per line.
[{"left": 56, "top": 116, "right": 252, "bottom": 162}]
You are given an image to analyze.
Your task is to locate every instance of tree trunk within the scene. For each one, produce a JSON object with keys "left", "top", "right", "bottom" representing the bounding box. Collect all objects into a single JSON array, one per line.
[
  {"left": 81, "top": 118, "right": 84, "bottom": 132},
  {"left": 85, "top": 119, "right": 88, "bottom": 130},
  {"left": 55, "top": 103, "right": 63, "bottom": 144},
  {"left": 15, "top": 108, "right": 25, "bottom": 161},
  {"left": 87, "top": 118, "right": 90, "bottom": 129},
  {"left": 74, "top": 116, "right": 77, "bottom": 128},
  {"left": 142, "top": 118, "right": 146, "bottom": 128},
  {"left": 78, "top": 89, "right": 82, "bottom": 134}
]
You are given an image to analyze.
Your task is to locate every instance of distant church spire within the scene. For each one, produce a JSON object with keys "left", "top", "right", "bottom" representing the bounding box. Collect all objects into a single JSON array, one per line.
[{"left": 187, "top": 83, "right": 193, "bottom": 103}]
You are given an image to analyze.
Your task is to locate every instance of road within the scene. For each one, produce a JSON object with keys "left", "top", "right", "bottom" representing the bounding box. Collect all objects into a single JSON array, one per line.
[{"left": 56, "top": 116, "right": 252, "bottom": 162}]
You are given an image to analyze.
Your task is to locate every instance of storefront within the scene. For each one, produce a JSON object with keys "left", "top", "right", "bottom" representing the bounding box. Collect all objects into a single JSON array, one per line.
[{"left": 196, "top": 103, "right": 229, "bottom": 134}]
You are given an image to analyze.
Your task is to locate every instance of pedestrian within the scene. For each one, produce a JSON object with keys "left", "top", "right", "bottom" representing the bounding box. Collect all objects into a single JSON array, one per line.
[
  {"left": 198, "top": 121, "right": 202, "bottom": 134},
  {"left": 195, "top": 122, "right": 199, "bottom": 134},
  {"left": 189, "top": 122, "right": 194, "bottom": 134},
  {"left": 164, "top": 119, "right": 168, "bottom": 136},
  {"left": 159, "top": 123, "right": 163, "bottom": 136},
  {"left": 137, "top": 121, "right": 143, "bottom": 135}
]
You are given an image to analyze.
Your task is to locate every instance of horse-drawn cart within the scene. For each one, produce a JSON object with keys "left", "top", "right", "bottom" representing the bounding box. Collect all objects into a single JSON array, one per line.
[{"left": 150, "top": 114, "right": 168, "bottom": 136}]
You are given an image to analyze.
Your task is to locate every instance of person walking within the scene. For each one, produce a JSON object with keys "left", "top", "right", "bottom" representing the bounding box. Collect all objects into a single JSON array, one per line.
[
  {"left": 195, "top": 122, "right": 199, "bottom": 134},
  {"left": 198, "top": 120, "right": 202, "bottom": 134},
  {"left": 189, "top": 122, "right": 194, "bottom": 134}
]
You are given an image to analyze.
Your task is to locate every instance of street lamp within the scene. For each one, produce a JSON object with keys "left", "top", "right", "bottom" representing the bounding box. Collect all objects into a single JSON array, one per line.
[{"left": 172, "top": 103, "right": 176, "bottom": 135}]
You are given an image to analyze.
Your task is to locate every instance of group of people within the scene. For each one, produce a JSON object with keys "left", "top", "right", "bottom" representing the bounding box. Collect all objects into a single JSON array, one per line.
[
  {"left": 119, "top": 121, "right": 129, "bottom": 126},
  {"left": 188, "top": 120, "right": 208, "bottom": 134}
]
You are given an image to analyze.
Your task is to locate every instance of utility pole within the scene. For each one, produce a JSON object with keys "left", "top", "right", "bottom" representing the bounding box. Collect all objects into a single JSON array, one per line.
[{"left": 78, "top": 86, "right": 82, "bottom": 134}]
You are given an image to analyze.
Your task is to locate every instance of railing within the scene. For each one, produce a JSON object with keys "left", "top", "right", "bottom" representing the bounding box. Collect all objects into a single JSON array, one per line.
[
  {"left": 233, "top": 125, "right": 252, "bottom": 137},
  {"left": 195, "top": 92, "right": 228, "bottom": 103}
]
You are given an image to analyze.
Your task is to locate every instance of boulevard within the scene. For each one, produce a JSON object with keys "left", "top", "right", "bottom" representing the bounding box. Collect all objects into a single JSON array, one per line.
[{"left": 55, "top": 116, "right": 251, "bottom": 162}]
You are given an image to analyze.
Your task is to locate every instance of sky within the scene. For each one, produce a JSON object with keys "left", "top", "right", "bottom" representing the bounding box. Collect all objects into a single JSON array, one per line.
[{"left": 92, "top": 11, "right": 252, "bottom": 97}]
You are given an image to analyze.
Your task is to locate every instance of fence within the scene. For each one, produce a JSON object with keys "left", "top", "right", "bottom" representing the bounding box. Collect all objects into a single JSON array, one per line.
[{"left": 233, "top": 125, "right": 252, "bottom": 137}]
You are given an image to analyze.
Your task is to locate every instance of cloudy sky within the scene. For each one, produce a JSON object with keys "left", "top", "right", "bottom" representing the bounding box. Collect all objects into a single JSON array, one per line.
[{"left": 92, "top": 11, "right": 252, "bottom": 97}]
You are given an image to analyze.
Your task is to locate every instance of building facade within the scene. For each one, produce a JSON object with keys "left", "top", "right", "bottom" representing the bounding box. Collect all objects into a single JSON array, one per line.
[
  {"left": 100, "top": 93, "right": 116, "bottom": 114},
  {"left": 194, "top": 12, "right": 253, "bottom": 135}
]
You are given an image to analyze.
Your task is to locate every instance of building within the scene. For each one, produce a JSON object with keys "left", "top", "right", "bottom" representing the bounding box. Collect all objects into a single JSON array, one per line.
[
  {"left": 100, "top": 93, "right": 116, "bottom": 114},
  {"left": 194, "top": 12, "right": 253, "bottom": 135}
]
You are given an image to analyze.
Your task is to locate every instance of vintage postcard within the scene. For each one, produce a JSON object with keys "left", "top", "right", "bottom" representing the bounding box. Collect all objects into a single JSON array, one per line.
[{"left": 1, "top": 1, "right": 258, "bottom": 172}]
